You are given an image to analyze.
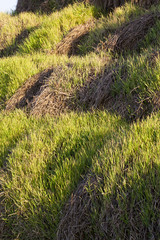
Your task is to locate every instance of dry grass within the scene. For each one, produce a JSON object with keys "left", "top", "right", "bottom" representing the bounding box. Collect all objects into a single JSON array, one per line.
[
  {"left": 100, "top": 12, "right": 160, "bottom": 53},
  {"left": 5, "top": 68, "right": 53, "bottom": 112},
  {"left": 131, "top": 0, "right": 159, "bottom": 8},
  {"left": 5, "top": 66, "right": 73, "bottom": 116},
  {"left": 76, "top": 65, "right": 131, "bottom": 117},
  {"left": 77, "top": 66, "right": 120, "bottom": 108},
  {"left": 55, "top": 20, "right": 95, "bottom": 56},
  {"left": 148, "top": 49, "right": 160, "bottom": 66},
  {"left": 76, "top": 58, "right": 160, "bottom": 120},
  {"left": 57, "top": 174, "right": 102, "bottom": 240},
  {"left": 5, "top": 53, "right": 160, "bottom": 119},
  {"left": 30, "top": 86, "right": 71, "bottom": 116}
]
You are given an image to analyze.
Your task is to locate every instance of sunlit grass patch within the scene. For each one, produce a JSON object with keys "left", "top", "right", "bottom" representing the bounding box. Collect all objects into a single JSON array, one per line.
[
  {"left": 1, "top": 110, "right": 124, "bottom": 239},
  {"left": 18, "top": 3, "right": 100, "bottom": 54},
  {"left": 0, "top": 53, "right": 67, "bottom": 105},
  {"left": 0, "top": 110, "right": 42, "bottom": 167},
  {"left": 113, "top": 50, "right": 160, "bottom": 100},
  {"left": 0, "top": 12, "right": 44, "bottom": 56}
]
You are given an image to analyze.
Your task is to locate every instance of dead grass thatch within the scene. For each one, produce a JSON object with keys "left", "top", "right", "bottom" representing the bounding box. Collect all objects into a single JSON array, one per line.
[
  {"left": 5, "top": 66, "right": 74, "bottom": 116},
  {"left": 131, "top": 0, "right": 159, "bottom": 8},
  {"left": 55, "top": 21, "right": 94, "bottom": 56},
  {"left": 101, "top": 12, "right": 160, "bottom": 53},
  {"left": 57, "top": 174, "right": 102, "bottom": 240},
  {"left": 148, "top": 49, "right": 160, "bottom": 66},
  {"left": 76, "top": 60, "right": 160, "bottom": 120},
  {"left": 16, "top": 0, "right": 55, "bottom": 13},
  {"left": 6, "top": 58, "right": 159, "bottom": 120},
  {"left": 30, "top": 86, "right": 71, "bottom": 116},
  {"left": 5, "top": 68, "right": 53, "bottom": 112}
]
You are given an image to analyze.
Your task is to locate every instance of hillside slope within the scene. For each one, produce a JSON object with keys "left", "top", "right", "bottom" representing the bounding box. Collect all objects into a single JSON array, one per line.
[{"left": 0, "top": 1, "right": 160, "bottom": 239}]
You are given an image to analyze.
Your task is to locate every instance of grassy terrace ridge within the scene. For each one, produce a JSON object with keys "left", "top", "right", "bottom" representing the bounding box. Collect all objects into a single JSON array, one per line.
[{"left": 0, "top": 1, "right": 160, "bottom": 239}]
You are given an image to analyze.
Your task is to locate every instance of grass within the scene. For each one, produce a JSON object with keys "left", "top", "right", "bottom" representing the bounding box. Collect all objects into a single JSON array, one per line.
[
  {"left": 1, "top": 110, "right": 124, "bottom": 239},
  {"left": 112, "top": 19, "right": 160, "bottom": 112},
  {"left": 0, "top": 12, "right": 44, "bottom": 56},
  {"left": 113, "top": 49, "right": 160, "bottom": 97},
  {"left": 77, "top": 2, "right": 145, "bottom": 55},
  {"left": 92, "top": 112, "right": 160, "bottom": 239},
  {"left": 0, "top": 1, "right": 160, "bottom": 239},
  {"left": 17, "top": 3, "right": 100, "bottom": 54},
  {"left": 0, "top": 51, "right": 109, "bottom": 108},
  {"left": 0, "top": 110, "right": 42, "bottom": 167},
  {"left": 0, "top": 54, "right": 66, "bottom": 105}
]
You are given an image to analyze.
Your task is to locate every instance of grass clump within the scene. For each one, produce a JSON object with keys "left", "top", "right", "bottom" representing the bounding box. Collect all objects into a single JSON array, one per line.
[
  {"left": 0, "top": 51, "right": 109, "bottom": 110},
  {"left": 113, "top": 50, "right": 160, "bottom": 97},
  {"left": 111, "top": 18, "right": 160, "bottom": 117}
]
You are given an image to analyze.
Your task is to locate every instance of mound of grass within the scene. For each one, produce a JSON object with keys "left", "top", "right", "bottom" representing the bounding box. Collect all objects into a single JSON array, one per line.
[
  {"left": 0, "top": 51, "right": 109, "bottom": 111},
  {"left": 78, "top": 2, "right": 145, "bottom": 55}
]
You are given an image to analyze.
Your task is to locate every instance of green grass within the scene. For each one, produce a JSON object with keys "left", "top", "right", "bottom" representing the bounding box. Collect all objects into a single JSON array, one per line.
[
  {"left": 0, "top": 1, "right": 160, "bottom": 239},
  {"left": 0, "top": 54, "right": 66, "bottom": 105},
  {"left": 0, "top": 110, "right": 43, "bottom": 167},
  {"left": 2, "top": 110, "right": 160, "bottom": 239},
  {"left": 0, "top": 51, "right": 108, "bottom": 108},
  {"left": 112, "top": 19, "right": 160, "bottom": 108},
  {"left": 113, "top": 50, "right": 160, "bottom": 97},
  {"left": 1, "top": 110, "right": 124, "bottom": 239},
  {"left": 0, "top": 12, "right": 44, "bottom": 56},
  {"left": 78, "top": 2, "right": 145, "bottom": 55},
  {"left": 92, "top": 112, "right": 160, "bottom": 239},
  {"left": 17, "top": 3, "right": 100, "bottom": 54}
]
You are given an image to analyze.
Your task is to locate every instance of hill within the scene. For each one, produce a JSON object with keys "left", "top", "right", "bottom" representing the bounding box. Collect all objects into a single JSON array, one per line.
[{"left": 0, "top": 1, "right": 160, "bottom": 239}]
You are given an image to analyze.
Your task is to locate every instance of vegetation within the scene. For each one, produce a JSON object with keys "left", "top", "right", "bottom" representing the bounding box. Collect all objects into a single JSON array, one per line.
[{"left": 0, "top": 1, "right": 160, "bottom": 239}]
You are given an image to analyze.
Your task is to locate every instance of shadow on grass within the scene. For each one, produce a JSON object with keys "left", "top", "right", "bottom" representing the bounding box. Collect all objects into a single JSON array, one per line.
[
  {"left": 99, "top": 161, "right": 160, "bottom": 240},
  {"left": 1, "top": 112, "right": 124, "bottom": 239},
  {"left": 0, "top": 26, "right": 38, "bottom": 58}
]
